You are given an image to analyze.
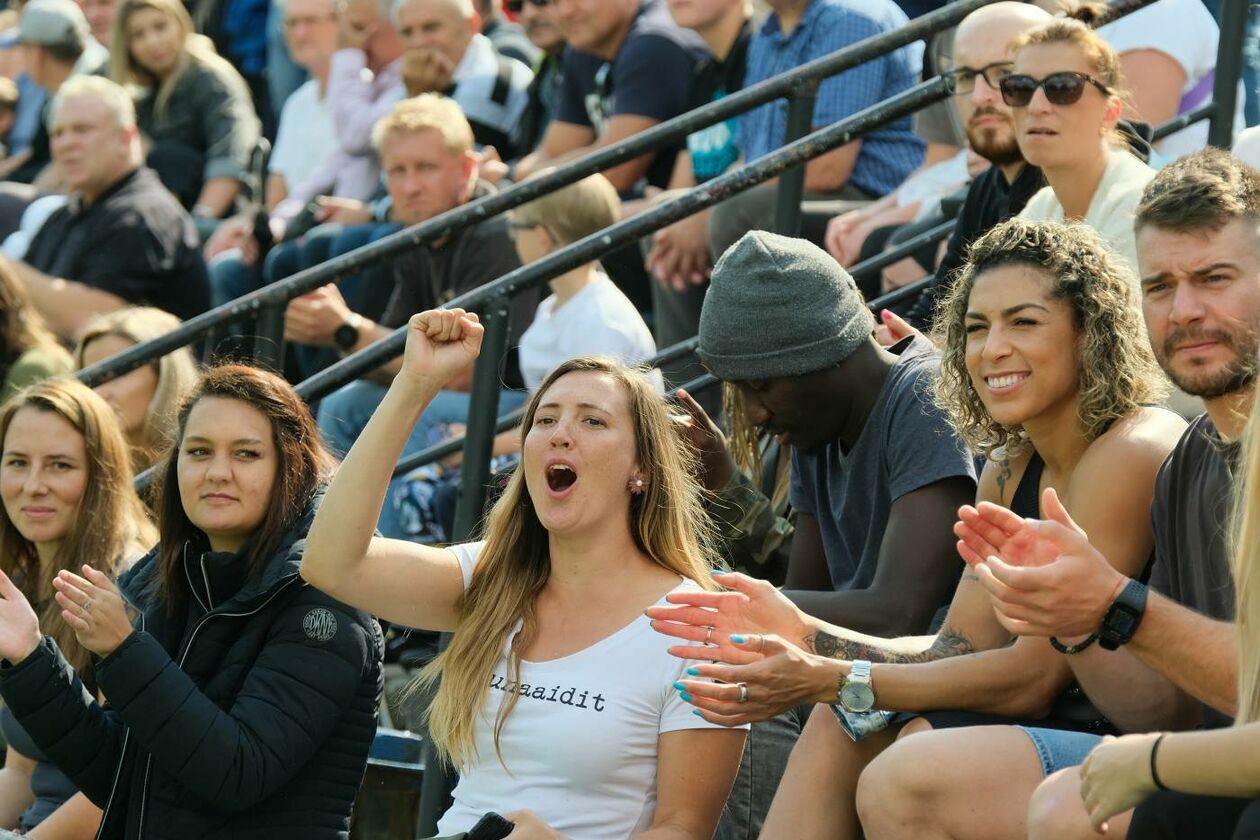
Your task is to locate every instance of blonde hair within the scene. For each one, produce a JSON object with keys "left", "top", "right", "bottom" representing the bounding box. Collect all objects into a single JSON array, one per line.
[
  {"left": 415, "top": 356, "right": 720, "bottom": 770},
  {"left": 1234, "top": 384, "right": 1260, "bottom": 725},
  {"left": 110, "top": 0, "right": 242, "bottom": 117},
  {"left": 0, "top": 379, "right": 155, "bottom": 677},
  {"left": 509, "top": 172, "right": 619, "bottom": 246},
  {"left": 933, "top": 218, "right": 1167, "bottom": 458},
  {"left": 371, "top": 94, "right": 475, "bottom": 157},
  {"left": 73, "top": 307, "right": 199, "bottom": 471}
]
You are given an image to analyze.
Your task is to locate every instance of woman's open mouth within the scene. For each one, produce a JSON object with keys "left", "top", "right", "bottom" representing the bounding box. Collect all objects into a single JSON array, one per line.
[{"left": 546, "top": 463, "right": 578, "bottom": 493}]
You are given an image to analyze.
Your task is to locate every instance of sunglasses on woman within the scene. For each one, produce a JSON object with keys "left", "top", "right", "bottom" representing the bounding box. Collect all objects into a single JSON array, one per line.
[
  {"left": 998, "top": 71, "right": 1111, "bottom": 107},
  {"left": 506, "top": 0, "right": 552, "bottom": 11}
]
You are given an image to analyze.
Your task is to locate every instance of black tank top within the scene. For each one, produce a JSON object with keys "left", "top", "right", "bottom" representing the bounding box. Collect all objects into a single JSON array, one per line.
[{"left": 1010, "top": 451, "right": 1117, "bottom": 735}]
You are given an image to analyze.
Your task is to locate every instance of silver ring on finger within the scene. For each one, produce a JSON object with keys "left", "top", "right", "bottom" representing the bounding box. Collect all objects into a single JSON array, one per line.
[
  {"left": 83, "top": 599, "right": 93, "bottom": 613},
  {"left": 704, "top": 627, "right": 714, "bottom": 645},
  {"left": 737, "top": 682, "right": 749, "bottom": 704}
]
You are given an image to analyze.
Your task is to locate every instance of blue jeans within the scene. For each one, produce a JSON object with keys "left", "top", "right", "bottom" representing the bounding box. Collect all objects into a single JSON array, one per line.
[
  {"left": 316, "top": 380, "right": 527, "bottom": 537},
  {"left": 1016, "top": 726, "right": 1102, "bottom": 777},
  {"left": 714, "top": 706, "right": 809, "bottom": 840}
]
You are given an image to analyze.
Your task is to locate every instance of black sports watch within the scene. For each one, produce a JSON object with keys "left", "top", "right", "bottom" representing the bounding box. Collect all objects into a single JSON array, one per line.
[
  {"left": 1097, "top": 578, "right": 1148, "bottom": 650},
  {"left": 333, "top": 313, "right": 363, "bottom": 352}
]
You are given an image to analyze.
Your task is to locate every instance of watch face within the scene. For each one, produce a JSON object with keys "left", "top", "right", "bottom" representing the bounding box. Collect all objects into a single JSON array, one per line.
[{"left": 840, "top": 682, "right": 875, "bottom": 713}]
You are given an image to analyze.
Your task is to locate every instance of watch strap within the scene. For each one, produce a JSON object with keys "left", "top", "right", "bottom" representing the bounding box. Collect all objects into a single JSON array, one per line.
[{"left": 1098, "top": 578, "right": 1149, "bottom": 650}]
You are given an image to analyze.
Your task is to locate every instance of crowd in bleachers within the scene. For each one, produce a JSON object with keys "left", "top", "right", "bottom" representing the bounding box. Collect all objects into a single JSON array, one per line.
[{"left": 0, "top": 0, "right": 1259, "bottom": 837}]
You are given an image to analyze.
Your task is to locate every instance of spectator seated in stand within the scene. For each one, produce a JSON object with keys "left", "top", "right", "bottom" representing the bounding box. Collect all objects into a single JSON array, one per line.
[
  {"left": 393, "top": 0, "right": 533, "bottom": 160},
  {"left": 646, "top": 0, "right": 752, "bottom": 398},
  {"left": 301, "top": 315, "right": 746, "bottom": 839},
  {"left": 0, "top": 379, "right": 155, "bottom": 840},
  {"left": 74, "top": 0, "right": 116, "bottom": 53},
  {"left": 511, "top": 0, "right": 564, "bottom": 156},
  {"left": 706, "top": 0, "right": 926, "bottom": 260},
  {"left": 74, "top": 307, "right": 199, "bottom": 473},
  {"left": 1092, "top": 0, "right": 1244, "bottom": 159},
  {"left": 0, "top": 364, "right": 384, "bottom": 840},
  {"left": 109, "top": 0, "right": 261, "bottom": 222},
  {"left": 1010, "top": 17, "right": 1154, "bottom": 279},
  {"left": 476, "top": 0, "right": 536, "bottom": 66},
  {"left": 0, "top": 257, "right": 71, "bottom": 402},
  {"left": 513, "top": 0, "right": 709, "bottom": 312},
  {"left": 382, "top": 172, "right": 660, "bottom": 544},
  {"left": 301, "top": 95, "right": 532, "bottom": 444},
  {"left": 2, "top": 75, "right": 210, "bottom": 341},
  {"left": 202, "top": 0, "right": 341, "bottom": 305},
  {"left": 649, "top": 219, "right": 1184, "bottom": 840},
  {"left": 1, "top": 0, "right": 109, "bottom": 190}
]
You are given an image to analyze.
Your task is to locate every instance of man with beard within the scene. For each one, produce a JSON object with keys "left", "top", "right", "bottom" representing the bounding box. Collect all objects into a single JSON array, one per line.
[{"left": 861, "top": 147, "right": 1260, "bottom": 839}]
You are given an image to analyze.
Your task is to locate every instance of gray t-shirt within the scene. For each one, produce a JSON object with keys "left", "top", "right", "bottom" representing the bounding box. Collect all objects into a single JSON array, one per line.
[
  {"left": 1148, "top": 413, "right": 1238, "bottom": 728},
  {"left": 789, "top": 337, "right": 977, "bottom": 590}
]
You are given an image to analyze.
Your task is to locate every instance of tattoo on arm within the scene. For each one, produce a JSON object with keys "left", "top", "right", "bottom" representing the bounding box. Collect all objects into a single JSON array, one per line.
[
  {"left": 995, "top": 455, "right": 1013, "bottom": 505},
  {"left": 803, "top": 627, "right": 975, "bottom": 664}
]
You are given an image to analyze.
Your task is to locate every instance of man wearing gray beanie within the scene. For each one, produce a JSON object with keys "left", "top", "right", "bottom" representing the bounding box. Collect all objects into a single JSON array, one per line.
[{"left": 667, "top": 230, "right": 977, "bottom": 838}]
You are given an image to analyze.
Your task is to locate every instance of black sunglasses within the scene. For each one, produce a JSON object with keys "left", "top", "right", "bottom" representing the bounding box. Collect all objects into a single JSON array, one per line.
[
  {"left": 998, "top": 71, "right": 1111, "bottom": 107},
  {"left": 506, "top": 0, "right": 552, "bottom": 11}
]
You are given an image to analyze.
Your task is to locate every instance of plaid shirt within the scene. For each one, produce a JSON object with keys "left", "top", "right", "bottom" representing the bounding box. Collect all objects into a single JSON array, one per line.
[{"left": 740, "top": 0, "right": 925, "bottom": 197}]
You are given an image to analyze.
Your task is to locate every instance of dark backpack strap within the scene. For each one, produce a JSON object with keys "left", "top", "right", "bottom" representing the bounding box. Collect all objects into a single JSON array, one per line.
[
  {"left": 492, "top": 55, "right": 514, "bottom": 106},
  {"left": 1009, "top": 451, "right": 1045, "bottom": 519}
]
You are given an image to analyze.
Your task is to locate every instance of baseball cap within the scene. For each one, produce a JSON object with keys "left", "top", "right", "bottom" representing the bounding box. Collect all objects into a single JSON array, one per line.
[{"left": 15, "top": 0, "right": 89, "bottom": 51}]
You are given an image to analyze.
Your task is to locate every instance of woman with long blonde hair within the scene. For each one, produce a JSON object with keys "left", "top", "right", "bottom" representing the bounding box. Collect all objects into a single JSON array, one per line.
[
  {"left": 74, "top": 307, "right": 198, "bottom": 472},
  {"left": 0, "top": 379, "right": 154, "bottom": 837},
  {"left": 109, "top": 0, "right": 258, "bottom": 216},
  {"left": 301, "top": 309, "right": 746, "bottom": 839},
  {"left": 1066, "top": 381, "right": 1260, "bottom": 838}
]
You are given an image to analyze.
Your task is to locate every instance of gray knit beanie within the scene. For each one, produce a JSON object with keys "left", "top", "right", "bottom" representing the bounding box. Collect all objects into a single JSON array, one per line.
[{"left": 698, "top": 231, "right": 875, "bottom": 380}]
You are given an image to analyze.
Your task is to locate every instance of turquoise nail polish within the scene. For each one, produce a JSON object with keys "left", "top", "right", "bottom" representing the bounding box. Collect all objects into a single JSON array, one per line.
[
  {"left": 686, "top": 667, "right": 700, "bottom": 676},
  {"left": 731, "top": 634, "right": 746, "bottom": 644},
  {"left": 681, "top": 692, "right": 693, "bottom": 702},
  {"left": 711, "top": 570, "right": 727, "bottom": 576},
  {"left": 692, "top": 710, "right": 703, "bottom": 717},
  {"left": 672, "top": 682, "right": 686, "bottom": 691}
]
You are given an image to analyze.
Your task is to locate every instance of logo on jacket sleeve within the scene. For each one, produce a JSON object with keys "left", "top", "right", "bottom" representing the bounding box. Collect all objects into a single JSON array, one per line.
[{"left": 302, "top": 607, "right": 339, "bottom": 642}]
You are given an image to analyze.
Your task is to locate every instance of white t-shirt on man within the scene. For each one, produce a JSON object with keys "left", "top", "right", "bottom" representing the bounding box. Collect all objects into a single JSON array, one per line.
[
  {"left": 518, "top": 273, "right": 664, "bottom": 392},
  {"left": 434, "top": 541, "right": 738, "bottom": 839},
  {"left": 269, "top": 79, "right": 338, "bottom": 191},
  {"left": 1098, "top": 0, "right": 1244, "bottom": 159}
]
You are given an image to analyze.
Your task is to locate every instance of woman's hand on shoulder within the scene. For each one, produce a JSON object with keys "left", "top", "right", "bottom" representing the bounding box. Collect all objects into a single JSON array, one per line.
[
  {"left": 399, "top": 309, "right": 483, "bottom": 393},
  {"left": 52, "top": 566, "right": 134, "bottom": 658},
  {"left": 0, "top": 570, "right": 42, "bottom": 664}
]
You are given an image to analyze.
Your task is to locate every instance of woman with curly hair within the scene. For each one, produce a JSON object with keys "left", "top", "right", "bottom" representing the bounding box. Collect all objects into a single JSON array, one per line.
[{"left": 644, "top": 217, "right": 1186, "bottom": 840}]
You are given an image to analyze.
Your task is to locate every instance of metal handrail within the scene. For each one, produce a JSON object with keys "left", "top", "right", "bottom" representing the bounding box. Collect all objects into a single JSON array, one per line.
[{"left": 78, "top": 0, "right": 999, "bottom": 388}]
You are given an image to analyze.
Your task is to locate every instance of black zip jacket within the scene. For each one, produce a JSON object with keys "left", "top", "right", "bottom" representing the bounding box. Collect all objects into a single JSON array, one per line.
[{"left": 0, "top": 492, "right": 384, "bottom": 839}]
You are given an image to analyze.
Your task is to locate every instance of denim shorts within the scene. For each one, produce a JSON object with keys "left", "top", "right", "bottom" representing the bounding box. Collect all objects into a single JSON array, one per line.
[{"left": 1017, "top": 725, "right": 1104, "bottom": 777}]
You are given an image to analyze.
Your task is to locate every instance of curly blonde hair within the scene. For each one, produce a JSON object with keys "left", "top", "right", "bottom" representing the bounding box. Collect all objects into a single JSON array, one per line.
[{"left": 932, "top": 218, "right": 1167, "bottom": 457}]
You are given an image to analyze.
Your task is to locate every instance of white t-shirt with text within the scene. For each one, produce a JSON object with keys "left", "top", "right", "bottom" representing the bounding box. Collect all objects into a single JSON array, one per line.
[{"left": 434, "top": 541, "right": 737, "bottom": 838}]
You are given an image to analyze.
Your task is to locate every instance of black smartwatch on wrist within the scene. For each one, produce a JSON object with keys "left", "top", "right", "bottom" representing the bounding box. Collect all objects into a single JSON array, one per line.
[
  {"left": 333, "top": 313, "right": 363, "bottom": 352},
  {"left": 1097, "top": 578, "right": 1148, "bottom": 650}
]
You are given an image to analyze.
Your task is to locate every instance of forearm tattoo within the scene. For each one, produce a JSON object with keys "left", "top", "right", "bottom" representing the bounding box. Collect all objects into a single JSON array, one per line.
[{"left": 803, "top": 626, "right": 975, "bottom": 664}]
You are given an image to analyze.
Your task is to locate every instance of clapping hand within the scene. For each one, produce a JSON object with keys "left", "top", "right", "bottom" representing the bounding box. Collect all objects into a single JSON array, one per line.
[
  {"left": 955, "top": 487, "right": 1125, "bottom": 638},
  {"left": 0, "top": 569, "right": 42, "bottom": 665},
  {"left": 52, "top": 566, "right": 135, "bottom": 658},
  {"left": 647, "top": 571, "right": 811, "bottom": 666}
]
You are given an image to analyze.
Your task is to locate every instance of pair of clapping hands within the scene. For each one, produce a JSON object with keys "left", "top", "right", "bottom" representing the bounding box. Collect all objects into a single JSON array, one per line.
[{"left": 0, "top": 565, "right": 135, "bottom": 665}]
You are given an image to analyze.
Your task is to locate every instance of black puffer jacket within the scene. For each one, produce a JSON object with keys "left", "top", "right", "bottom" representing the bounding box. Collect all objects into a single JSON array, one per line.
[{"left": 0, "top": 492, "right": 384, "bottom": 839}]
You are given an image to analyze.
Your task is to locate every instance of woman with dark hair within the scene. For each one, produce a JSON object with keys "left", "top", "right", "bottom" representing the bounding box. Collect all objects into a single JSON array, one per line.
[
  {"left": 0, "top": 364, "right": 383, "bottom": 840},
  {"left": 0, "top": 261, "right": 71, "bottom": 403},
  {"left": 0, "top": 379, "right": 153, "bottom": 838}
]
